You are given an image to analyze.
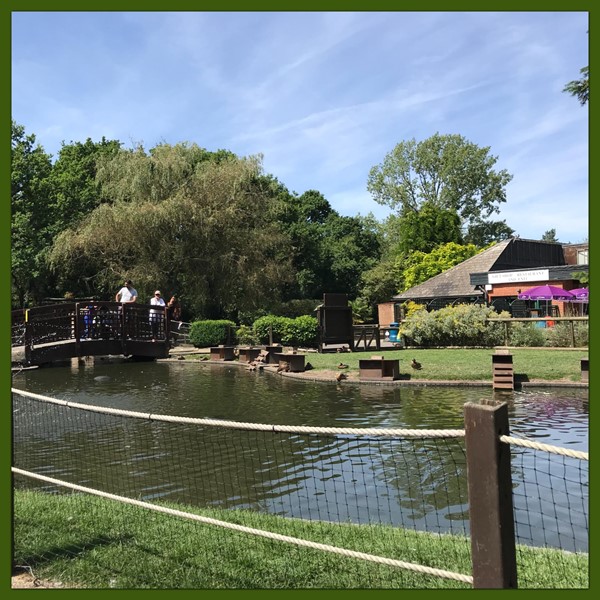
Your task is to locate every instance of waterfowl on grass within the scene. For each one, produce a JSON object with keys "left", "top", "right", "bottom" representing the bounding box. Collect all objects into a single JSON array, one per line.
[{"left": 411, "top": 358, "right": 422, "bottom": 370}]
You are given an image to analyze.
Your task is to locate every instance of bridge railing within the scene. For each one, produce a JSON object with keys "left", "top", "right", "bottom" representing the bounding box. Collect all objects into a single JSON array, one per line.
[{"left": 12, "top": 302, "right": 171, "bottom": 363}]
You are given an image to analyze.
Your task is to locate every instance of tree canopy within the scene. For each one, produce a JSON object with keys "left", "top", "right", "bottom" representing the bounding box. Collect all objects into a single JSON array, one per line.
[{"left": 367, "top": 133, "right": 513, "bottom": 239}]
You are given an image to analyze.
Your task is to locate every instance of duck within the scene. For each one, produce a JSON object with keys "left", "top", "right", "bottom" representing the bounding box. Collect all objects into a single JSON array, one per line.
[
  {"left": 335, "top": 372, "right": 347, "bottom": 382},
  {"left": 411, "top": 358, "right": 422, "bottom": 370},
  {"left": 338, "top": 363, "right": 349, "bottom": 369}
]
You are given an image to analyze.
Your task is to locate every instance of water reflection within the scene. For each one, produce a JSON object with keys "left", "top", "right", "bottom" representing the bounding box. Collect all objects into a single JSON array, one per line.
[{"left": 13, "top": 361, "right": 588, "bottom": 551}]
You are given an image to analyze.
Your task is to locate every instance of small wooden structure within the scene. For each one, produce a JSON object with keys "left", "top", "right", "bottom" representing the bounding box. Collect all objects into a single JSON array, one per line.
[
  {"left": 274, "top": 352, "right": 306, "bottom": 373},
  {"left": 359, "top": 356, "right": 400, "bottom": 381},
  {"left": 237, "top": 347, "right": 261, "bottom": 363},
  {"left": 353, "top": 325, "right": 380, "bottom": 351},
  {"left": 210, "top": 346, "right": 235, "bottom": 361},
  {"left": 315, "top": 293, "right": 354, "bottom": 352},
  {"left": 492, "top": 350, "right": 514, "bottom": 390},
  {"left": 264, "top": 345, "right": 283, "bottom": 364},
  {"left": 581, "top": 357, "right": 589, "bottom": 383}
]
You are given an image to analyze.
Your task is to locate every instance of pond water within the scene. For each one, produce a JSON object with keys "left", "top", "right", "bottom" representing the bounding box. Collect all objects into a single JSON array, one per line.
[{"left": 12, "top": 360, "right": 588, "bottom": 552}]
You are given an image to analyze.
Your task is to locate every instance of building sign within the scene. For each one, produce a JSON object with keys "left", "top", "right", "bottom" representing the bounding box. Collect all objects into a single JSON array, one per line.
[{"left": 488, "top": 269, "right": 549, "bottom": 284}]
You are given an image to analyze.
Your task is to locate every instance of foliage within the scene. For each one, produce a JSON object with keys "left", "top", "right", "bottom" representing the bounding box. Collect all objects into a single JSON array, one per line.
[
  {"left": 234, "top": 324, "right": 256, "bottom": 346},
  {"left": 252, "top": 314, "right": 318, "bottom": 347},
  {"left": 401, "top": 242, "right": 481, "bottom": 290},
  {"left": 367, "top": 133, "right": 513, "bottom": 233},
  {"left": 48, "top": 146, "right": 293, "bottom": 317},
  {"left": 542, "top": 228, "right": 559, "bottom": 243},
  {"left": 563, "top": 66, "right": 589, "bottom": 106},
  {"left": 571, "top": 271, "right": 589, "bottom": 285},
  {"left": 399, "top": 304, "right": 508, "bottom": 347},
  {"left": 463, "top": 218, "right": 514, "bottom": 246},
  {"left": 402, "top": 300, "right": 427, "bottom": 319},
  {"left": 395, "top": 202, "right": 463, "bottom": 254},
  {"left": 189, "top": 319, "right": 237, "bottom": 347},
  {"left": 506, "top": 322, "right": 546, "bottom": 347},
  {"left": 542, "top": 322, "right": 588, "bottom": 348},
  {"left": 11, "top": 121, "right": 54, "bottom": 307},
  {"left": 355, "top": 256, "right": 404, "bottom": 321}
]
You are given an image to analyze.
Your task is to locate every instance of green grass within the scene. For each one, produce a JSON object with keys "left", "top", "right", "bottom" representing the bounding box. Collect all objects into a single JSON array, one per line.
[
  {"left": 14, "top": 490, "right": 588, "bottom": 589},
  {"left": 188, "top": 348, "right": 588, "bottom": 382}
]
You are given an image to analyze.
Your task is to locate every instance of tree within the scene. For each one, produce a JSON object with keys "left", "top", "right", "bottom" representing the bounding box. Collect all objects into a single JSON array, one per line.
[
  {"left": 395, "top": 201, "right": 463, "bottom": 254},
  {"left": 542, "top": 228, "right": 559, "bottom": 243},
  {"left": 48, "top": 137, "right": 122, "bottom": 235},
  {"left": 11, "top": 121, "right": 53, "bottom": 307},
  {"left": 49, "top": 145, "right": 293, "bottom": 319},
  {"left": 464, "top": 218, "right": 514, "bottom": 247},
  {"left": 367, "top": 133, "right": 513, "bottom": 234},
  {"left": 401, "top": 242, "right": 481, "bottom": 291},
  {"left": 563, "top": 66, "right": 589, "bottom": 106}
]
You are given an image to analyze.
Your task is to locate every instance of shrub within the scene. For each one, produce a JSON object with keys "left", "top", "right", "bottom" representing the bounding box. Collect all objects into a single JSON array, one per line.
[
  {"left": 189, "top": 320, "right": 236, "bottom": 348},
  {"left": 399, "top": 304, "right": 507, "bottom": 347},
  {"left": 235, "top": 324, "right": 256, "bottom": 346},
  {"left": 543, "top": 322, "right": 589, "bottom": 348},
  {"left": 252, "top": 314, "right": 319, "bottom": 348},
  {"left": 507, "top": 322, "right": 546, "bottom": 347}
]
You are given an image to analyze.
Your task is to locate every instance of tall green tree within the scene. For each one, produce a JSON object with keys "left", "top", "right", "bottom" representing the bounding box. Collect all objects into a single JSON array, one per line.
[
  {"left": 367, "top": 133, "right": 513, "bottom": 239},
  {"left": 542, "top": 228, "right": 559, "bottom": 243},
  {"left": 48, "top": 137, "right": 122, "bottom": 235},
  {"left": 11, "top": 121, "right": 53, "bottom": 307},
  {"left": 49, "top": 145, "right": 292, "bottom": 318}
]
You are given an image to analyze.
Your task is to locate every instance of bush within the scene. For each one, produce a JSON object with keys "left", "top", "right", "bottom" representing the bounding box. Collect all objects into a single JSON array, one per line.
[
  {"left": 252, "top": 314, "right": 318, "bottom": 348},
  {"left": 399, "top": 304, "right": 508, "bottom": 347},
  {"left": 543, "top": 322, "right": 589, "bottom": 348},
  {"left": 189, "top": 320, "right": 236, "bottom": 348},
  {"left": 235, "top": 324, "right": 256, "bottom": 346},
  {"left": 507, "top": 322, "right": 546, "bottom": 347}
]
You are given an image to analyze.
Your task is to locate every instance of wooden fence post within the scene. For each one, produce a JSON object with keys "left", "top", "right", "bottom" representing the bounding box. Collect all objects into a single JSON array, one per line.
[{"left": 464, "top": 402, "right": 518, "bottom": 589}]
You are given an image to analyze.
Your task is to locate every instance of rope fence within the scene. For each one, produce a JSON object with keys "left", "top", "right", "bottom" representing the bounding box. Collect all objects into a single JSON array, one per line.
[{"left": 12, "top": 388, "right": 588, "bottom": 589}]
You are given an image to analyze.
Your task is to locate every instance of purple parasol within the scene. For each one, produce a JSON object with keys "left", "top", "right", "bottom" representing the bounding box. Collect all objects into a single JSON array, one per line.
[
  {"left": 517, "top": 285, "right": 575, "bottom": 301},
  {"left": 568, "top": 287, "right": 589, "bottom": 302}
]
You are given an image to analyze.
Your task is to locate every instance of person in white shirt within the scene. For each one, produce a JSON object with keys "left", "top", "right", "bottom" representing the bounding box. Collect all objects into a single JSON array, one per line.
[
  {"left": 115, "top": 279, "right": 138, "bottom": 339},
  {"left": 115, "top": 280, "right": 138, "bottom": 303},
  {"left": 149, "top": 290, "right": 166, "bottom": 341}
]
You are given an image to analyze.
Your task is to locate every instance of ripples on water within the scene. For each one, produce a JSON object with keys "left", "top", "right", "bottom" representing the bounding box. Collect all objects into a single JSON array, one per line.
[{"left": 13, "top": 361, "right": 588, "bottom": 550}]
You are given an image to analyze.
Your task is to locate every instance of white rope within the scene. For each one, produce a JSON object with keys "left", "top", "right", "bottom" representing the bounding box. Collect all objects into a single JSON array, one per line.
[
  {"left": 11, "top": 388, "right": 465, "bottom": 439},
  {"left": 12, "top": 467, "right": 473, "bottom": 585},
  {"left": 500, "top": 435, "right": 588, "bottom": 461}
]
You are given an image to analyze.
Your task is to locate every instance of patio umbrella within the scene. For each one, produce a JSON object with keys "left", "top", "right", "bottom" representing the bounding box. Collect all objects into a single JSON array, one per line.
[
  {"left": 517, "top": 285, "right": 575, "bottom": 301},
  {"left": 569, "top": 287, "right": 589, "bottom": 302}
]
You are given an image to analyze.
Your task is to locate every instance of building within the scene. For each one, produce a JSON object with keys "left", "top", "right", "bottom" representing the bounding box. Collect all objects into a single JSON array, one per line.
[{"left": 378, "top": 238, "right": 588, "bottom": 325}]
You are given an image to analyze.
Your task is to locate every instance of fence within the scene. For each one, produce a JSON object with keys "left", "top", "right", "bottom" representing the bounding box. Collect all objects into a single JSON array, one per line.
[{"left": 12, "top": 389, "right": 588, "bottom": 589}]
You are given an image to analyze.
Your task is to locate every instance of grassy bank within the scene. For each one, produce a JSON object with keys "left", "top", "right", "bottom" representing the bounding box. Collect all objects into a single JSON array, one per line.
[
  {"left": 14, "top": 489, "right": 587, "bottom": 589},
  {"left": 186, "top": 348, "right": 588, "bottom": 382}
]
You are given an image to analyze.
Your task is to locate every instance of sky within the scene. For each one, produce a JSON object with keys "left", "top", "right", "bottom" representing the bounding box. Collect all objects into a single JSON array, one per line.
[{"left": 11, "top": 10, "right": 589, "bottom": 243}]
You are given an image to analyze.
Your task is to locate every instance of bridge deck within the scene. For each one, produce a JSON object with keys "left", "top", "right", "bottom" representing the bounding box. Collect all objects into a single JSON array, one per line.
[{"left": 11, "top": 301, "right": 171, "bottom": 366}]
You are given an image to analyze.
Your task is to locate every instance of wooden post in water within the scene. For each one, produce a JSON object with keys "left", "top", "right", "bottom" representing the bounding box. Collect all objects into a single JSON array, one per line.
[{"left": 464, "top": 402, "right": 518, "bottom": 589}]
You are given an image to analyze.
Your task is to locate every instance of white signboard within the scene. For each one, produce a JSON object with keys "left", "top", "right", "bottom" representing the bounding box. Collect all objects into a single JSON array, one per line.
[{"left": 488, "top": 269, "right": 549, "bottom": 284}]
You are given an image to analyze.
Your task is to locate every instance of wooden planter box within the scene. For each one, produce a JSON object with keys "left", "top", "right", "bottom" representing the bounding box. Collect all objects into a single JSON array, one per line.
[
  {"left": 264, "top": 345, "right": 283, "bottom": 364},
  {"left": 237, "top": 347, "right": 261, "bottom": 363},
  {"left": 274, "top": 352, "right": 306, "bottom": 372},
  {"left": 210, "top": 346, "right": 235, "bottom": 361},
  {"left": 359, "top": 356, "right": 399, "bottom": 381}
]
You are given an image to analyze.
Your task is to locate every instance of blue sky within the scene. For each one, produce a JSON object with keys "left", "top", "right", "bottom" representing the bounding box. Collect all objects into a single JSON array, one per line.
[{"left": 12, "top": 11, "right": 589, "bottom": 243}]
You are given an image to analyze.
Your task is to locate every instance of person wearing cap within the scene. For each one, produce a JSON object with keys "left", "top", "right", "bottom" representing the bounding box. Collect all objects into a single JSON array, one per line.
[{"left": 149, "top": 290, "right": 166, "bottom": 342}]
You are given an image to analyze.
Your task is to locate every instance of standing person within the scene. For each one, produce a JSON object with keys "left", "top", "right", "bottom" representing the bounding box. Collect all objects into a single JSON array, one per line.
[
  {"left": 149, "top": 290, "right": 166, "bottom": 342},
  {"left": 167, "top": 294, "right": 182, "bottom": 323},
  {"left": 115, "top": 280, "right": 138, "bottom": 303},
  {"left": 115, "top": 279, "right": 138, "bottom": 339}
]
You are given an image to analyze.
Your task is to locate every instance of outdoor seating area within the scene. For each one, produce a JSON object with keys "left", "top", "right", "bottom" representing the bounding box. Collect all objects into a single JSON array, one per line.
[{"left": 237, "top": 347, "right": 261, "bottom": 363}]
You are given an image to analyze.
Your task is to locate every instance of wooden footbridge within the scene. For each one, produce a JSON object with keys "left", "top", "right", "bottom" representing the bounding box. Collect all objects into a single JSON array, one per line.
[{"left": 11, "top": 302, "right": 171, "bottom": 366}]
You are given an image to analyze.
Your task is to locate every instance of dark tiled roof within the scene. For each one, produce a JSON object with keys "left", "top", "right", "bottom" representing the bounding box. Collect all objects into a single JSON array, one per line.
[{"left": 393, "top": 239, "right": 512, "bottom": 300}]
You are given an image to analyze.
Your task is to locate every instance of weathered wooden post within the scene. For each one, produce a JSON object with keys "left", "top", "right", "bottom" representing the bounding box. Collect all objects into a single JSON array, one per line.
[{"left": 464, "top": 402, "right": 518, "bottom": 589}]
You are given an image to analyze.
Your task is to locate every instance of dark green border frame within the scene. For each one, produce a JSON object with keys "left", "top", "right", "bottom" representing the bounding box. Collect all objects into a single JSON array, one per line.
[{"left": 3, "top": 3, "right": 593, "bottom": 598}]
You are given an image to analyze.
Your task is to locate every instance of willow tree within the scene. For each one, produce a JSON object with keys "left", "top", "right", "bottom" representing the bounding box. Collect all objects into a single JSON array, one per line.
[{"left": 48, "top": 144, "right": 293, "bottom": 319}]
